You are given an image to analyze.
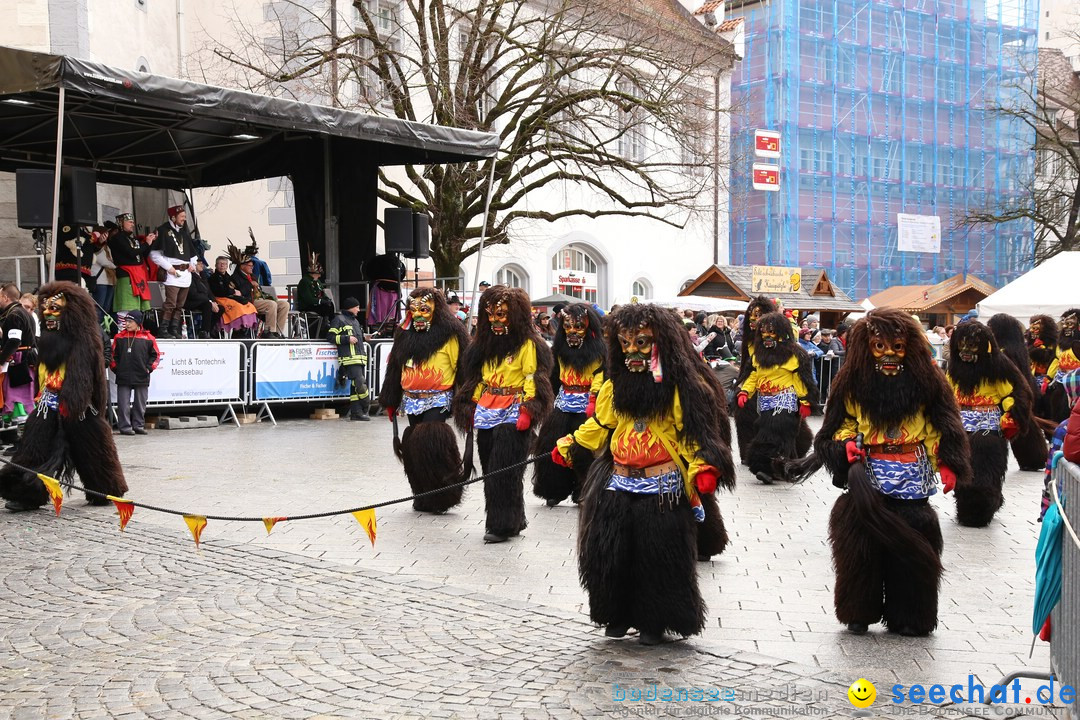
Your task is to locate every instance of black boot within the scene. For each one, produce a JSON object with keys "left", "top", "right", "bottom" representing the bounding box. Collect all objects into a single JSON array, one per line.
[
  {"left": 169, "top": 318, "right": 183, "bottom": 338},
  {"left": 352, "top": 401, "right": 370, "bottom": 422},
  {"left": 155, "top": 321, "right": 172, "bottom": 339}
]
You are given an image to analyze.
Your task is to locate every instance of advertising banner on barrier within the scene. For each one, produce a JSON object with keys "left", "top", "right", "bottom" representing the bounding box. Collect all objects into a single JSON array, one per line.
[
  {"left": 139, "top": 340, "right": 243, "bottom": 404},
  {"left": 253, "top": 343, "right": 350, "bottom": 401}
]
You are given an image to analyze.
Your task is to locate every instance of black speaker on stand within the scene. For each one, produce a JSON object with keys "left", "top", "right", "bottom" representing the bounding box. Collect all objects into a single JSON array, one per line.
[
  {"left": 15, "top": 169, "right": 54, "bottom": 229},
  {"left": 404, "top": 212, "right": 431, "bottom": 290},
  {"left": 384, "top": 208, "right": 414, "bottom": 254},
  {"left": 62, "top": 167, "right": 97, "bottom": 226}
]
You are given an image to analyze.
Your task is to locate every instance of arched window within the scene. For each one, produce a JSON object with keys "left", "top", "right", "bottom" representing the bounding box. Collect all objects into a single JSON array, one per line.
[
  {"left": 496, "top": 263, "right": 528, "bottom": 291},
  {"left": 551, "top": 244, "right": 600, "bottom": 302},
  {"left": 631, "top": 278, "right": 652, "bottom": 300}
]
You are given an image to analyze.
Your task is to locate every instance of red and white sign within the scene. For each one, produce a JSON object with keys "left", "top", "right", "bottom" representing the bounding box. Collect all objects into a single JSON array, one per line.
[
  {"left": 752, "top": 163, "right": 780, "bottom": 191},
  {"left": 754, "top": 129, "right": 781, "bottom": 158},
  {"left": 555, "top": 270, "right": 596, "bottom": 286}
]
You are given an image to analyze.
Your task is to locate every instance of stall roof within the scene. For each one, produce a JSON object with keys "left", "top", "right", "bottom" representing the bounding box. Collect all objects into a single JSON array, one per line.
[
  {"left": 0, "top": 45, "right": 499, "bottom": 189},
  {"left": 865, "top": 274, "right": 996, "bottom": 314},
  {"left": 680, "top": 264, "right": 862, "bottom": 312}
]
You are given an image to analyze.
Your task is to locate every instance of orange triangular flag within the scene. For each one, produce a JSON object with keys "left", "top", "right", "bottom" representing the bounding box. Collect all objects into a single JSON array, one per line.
[
  {"left": 107, "top": 496, "right": 134, "bottom": 531},
  {"left": 37, "top": 474, "right": 63, "bottom": 516},
  {"left": 262, "top": 516, "right": 287, "bottom": 535},
  {"left": 183, "top": 515, "right": 207, "bottom": 547},
  {"left": 352, "top": 509, "right": 376, "bottom": 546}
]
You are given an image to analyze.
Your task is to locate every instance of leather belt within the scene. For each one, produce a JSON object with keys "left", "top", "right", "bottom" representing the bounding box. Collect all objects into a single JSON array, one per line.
[
  {"left": 404, "top": 389, "right": 449, "bottom": 398},
  {"left": 562, "top": 384, "right": 590, "bottom": 393},
  {"left": 487, "top": 386, "right": 524, "bottom": 396},
  {"left": 867, "top": 443, "right": 922, "bottom": 454},
  {"left": 960, "top": 405, "right": 997, "bottom": 411},
  {"left": 613, "top": 461, "right": 679, "bottom": 479}
]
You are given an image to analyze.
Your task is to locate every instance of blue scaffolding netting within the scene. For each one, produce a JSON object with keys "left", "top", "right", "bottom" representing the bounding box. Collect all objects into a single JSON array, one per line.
[{"left": 728, "top": 0, "right": 1039, "bottom": 299}]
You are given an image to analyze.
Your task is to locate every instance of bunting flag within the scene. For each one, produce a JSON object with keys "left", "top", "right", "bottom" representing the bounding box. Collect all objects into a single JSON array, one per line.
[
  {"left": 108, "top": 496, "right": 135, "bottom": 531},
  {"left": 262, "top": 516, "right": 287, "bottom": 535},
  {"left": 183, "top": 515, "right": 207, "bottom": 547},
  {"left": 37, "top": 473, "right": 63, "bottom": 516},
  {"left": 352, "top": 509, "right": 377, "bottom": 546}
]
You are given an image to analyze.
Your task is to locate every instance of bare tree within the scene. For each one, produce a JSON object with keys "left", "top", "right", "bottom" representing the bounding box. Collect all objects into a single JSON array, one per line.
[
  {"left": 198, "top": 0, "right": 735, "bottom": 277},
  {"left": 962, "top": 44, "right": 1080, "bottom": 264}
]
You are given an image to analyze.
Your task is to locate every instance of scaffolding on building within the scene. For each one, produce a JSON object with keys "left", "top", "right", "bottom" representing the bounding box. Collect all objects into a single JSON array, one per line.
[{"left": 728, "top": 0, "right": 1040, "bottom": 299}]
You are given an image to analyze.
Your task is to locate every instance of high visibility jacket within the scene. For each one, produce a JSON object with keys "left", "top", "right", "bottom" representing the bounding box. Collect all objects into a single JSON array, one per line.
[{"left": 328, "top": 312, "right": 368, "bottom": 366}]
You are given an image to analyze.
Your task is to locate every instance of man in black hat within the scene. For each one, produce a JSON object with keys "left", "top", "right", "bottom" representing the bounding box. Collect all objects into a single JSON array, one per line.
[{"left": 328, "top": 297, "right": 370, "bottom": 421}]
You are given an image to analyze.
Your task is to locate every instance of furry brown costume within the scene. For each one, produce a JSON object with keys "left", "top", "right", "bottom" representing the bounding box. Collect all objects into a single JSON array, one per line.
[
  {"left": 1027, "top": 314, "right": 1060, "bottom": 422},
  {"left": 786, "top": 309, "right": 972, "bottom": 636},
  {"left": 532, "top": 303, "right": 605, "bottom": 506},
  {"left": 0, "top": 282, "right": 127, "bottom": 511},
  {"left": 454, "top": 286, "right": 554, "bottom": 542},
  {"left": 562, "top": 303, "right": 734, "bottom": 643},
  {"left": 378, "top": 288, "right": 471, "bottom": 513},
  {"left": 1044, "top": 309, "right": 1080, "bottom": 423},
  {"left": 738, "top": 311, "right": 817, "bottom": 484},
  {"left": 734, "top": 296, "right": 776, "bottom": 465},
  {"left": 987, "top": 314, "right": 1047, "bottom": 471},
  {"left": 948, "top": 321, "right": 1033, "bottom": 526}
]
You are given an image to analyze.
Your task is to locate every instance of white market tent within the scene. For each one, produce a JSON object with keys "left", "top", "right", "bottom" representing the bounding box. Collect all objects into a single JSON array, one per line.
[
  {"left": 977, "top": 252, "right": 1080, "bottom": 323},
  {"left": 648, "top": 295, "right": 748, "bottom": 313}
]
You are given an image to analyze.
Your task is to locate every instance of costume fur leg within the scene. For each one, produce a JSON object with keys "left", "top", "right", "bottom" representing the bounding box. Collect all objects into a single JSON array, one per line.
[
  {"left": 480, "top": 424, "right": 529, "bottom": 537},
  {"left": 734, "top": 402, "right": 758, "bottom": 466},
  {"left": 829, "top": 493, "right": 885, "bottom": 627},
  {"left": 953, "top": 432, "right": 1007, "bottom": 527},
  {"left": 66, "top": 415, "right": 128, "bottom": 504},
  {"left": 1045, "top": 384, "right": 1070, "bottom": 424},
  {"left": 696, "top": 491, "right": 729, "bottom": 559},
  {"left": 532, "top": 409, "right": 584, "bottom": 505},
  {"left": 0, "top": 411, "right": 60, "bottom": 509},
  {"left": 401, "top": 420, "right": 464, "bottom": 513},
  {"left": 746, "top": 409, "right": 799, "bottom": 480},
  {"left": 795, "top": 419, "right": 813, "bottom": 458},
  {"left": 1011, "top": 423, "right": 1049, "bottom": 471},
  {"left": 881, "top": 498, "right": 942, "bottom": 635}
]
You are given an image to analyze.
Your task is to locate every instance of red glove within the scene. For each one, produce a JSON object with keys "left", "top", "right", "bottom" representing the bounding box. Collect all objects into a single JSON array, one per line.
[
  {"left": 516, "top": 406, "right": 532, "bottom": 431},
  {"left": 585, "top": 394, "right": 597, "bottom": 418},
  {"left": 845, "top": 440, "right": 865, "bottom": 464},
  {"left": 939, "top": 465, "right": 957, "bottom": 494},
  {"left": 1000, "top": 412, "right": 1019, "bottom": 440},
  {"left": 799, "top": 401, "right": 811, "bottom": 418},
  {"left": 551, "top": 445, "right": 571, "bottom": 468},
  {"left": 736, "top": 392, "right": 749, "bottom": 409},
  {"left": 695, "top": 468, "right": 718, "bottom": 494},
  {"left": 59, "top": 401, "right": 70, "bottom": 419},
  {"left": 386, "top": 406, "right": 396, "bottom": 421},
  {"left": 1041, "top": 377, "right": 1050, "bottom": 394}
]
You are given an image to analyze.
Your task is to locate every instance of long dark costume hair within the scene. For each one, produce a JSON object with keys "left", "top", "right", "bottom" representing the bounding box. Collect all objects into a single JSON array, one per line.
[
  {"left": 733, "top": 296, "right": 777, "bottom": 464},
  {"left": 1043, "top": 309, "right": 1080, "bottom": 423},
  {"left": 577, "top": 303, "right": 735, "bottom": 638},
  {"left": 740, "top": 312, "right": 818, "bottom": 483},
  {"left": 0, "top": 282, "right": 127, "bottom": 510},
  {"left": 378, "top": 288, "right": 471, "bottom": 513},
  {"left": 784, "top": 309, "right": 971, "bottom": 636},
  {"left": 987, "top": 314, "right": 1047, "bottom": 471},
  {"left": 453, "top": 286, "right": 554, "bottom": 537},
  {"left": 948, "top": 321, "right": 1032, "bottom": 527},
  {"left": 532, "top": 303, "right": 605, "bottom": 506}
]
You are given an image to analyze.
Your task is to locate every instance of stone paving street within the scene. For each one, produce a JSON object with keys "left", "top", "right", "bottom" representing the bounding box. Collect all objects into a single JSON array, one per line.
[{"left": 0, "top": 413, "right": 1071, "bottom": 718}]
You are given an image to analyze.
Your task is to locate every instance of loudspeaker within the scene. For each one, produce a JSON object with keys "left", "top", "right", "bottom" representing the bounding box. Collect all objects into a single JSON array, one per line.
[
  {"left": 62, "top": 167, "right": 97, "bottom": 225},
  {"left": 384, "top": 208, "right": 414, "bottom": 254},
  {"left": 406, "top": 213, "right": 430, "bottom": 259},
  {"left": 15, "top": 169, "right": 54, "bottom": 229}
]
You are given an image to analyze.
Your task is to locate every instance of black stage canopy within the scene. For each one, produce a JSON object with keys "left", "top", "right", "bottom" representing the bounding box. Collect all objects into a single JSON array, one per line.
[{"left": 0, "top": 45, "right": 499, "bottom": 292}]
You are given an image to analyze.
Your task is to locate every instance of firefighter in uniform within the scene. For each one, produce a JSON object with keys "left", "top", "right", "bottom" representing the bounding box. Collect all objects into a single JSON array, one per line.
[{"left": 329, "top": 297, "right": 370, "bottom": 421}]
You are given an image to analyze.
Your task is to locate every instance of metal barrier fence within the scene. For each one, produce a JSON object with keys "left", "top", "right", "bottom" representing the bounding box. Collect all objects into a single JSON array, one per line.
[
  {"left": 0, "top": 254, "right": 47, "bottom": 292},
  {"left": 813, "top": 354, "right": 844, "bottom": 406},
  {"left": 1052, "top": 460, "right": 1080, "bottom": 719}
]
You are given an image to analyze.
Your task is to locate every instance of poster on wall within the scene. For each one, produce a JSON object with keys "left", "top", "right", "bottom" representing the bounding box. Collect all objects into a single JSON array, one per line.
[
  {"left": 253, "top": 343, "right": 350, "bottom": 401},
  {"left": 127, "top": 341, "right": 243, "bottom": 404},
  {"left": 897, "top": 213, "right": 941, "bottom": 254}
]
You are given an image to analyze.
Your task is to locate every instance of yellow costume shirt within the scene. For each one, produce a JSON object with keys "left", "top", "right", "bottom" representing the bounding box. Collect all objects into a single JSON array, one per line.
[
  {"left": 1048, "top": 347, "right": 1080, "bottom": 378},
  {"left": 401, "top": 337, "right": 459, "bottom": 393},
  {"left": 472, "top": 340, "right": 538, "bottom": 429},
  {"left": 832, "top": 398, "right": 943, "bottom": 469},
  {"left": 948, "top": 378, "right": 1015, "bottom": 414},
  {"left": 739, "top": 355, "right": 808, "bottom": 399}
]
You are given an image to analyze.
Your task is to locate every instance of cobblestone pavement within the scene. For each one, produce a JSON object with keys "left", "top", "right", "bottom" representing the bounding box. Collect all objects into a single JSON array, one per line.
[{"left": 0, "top": 414, "right": 1069, "bottom": 718}]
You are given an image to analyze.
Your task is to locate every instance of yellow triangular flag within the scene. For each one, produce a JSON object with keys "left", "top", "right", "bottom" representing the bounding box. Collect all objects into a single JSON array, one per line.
[
  {"left": 263, "top": 516, "right": 287, "bottom": 535},
  {"left": 352, "top": 509, "right": 376, "bottom": 547},
  {"left": 107, "top": 496, "right": 135, "bottom": 531},
  {"left": 37, "top": 473, "right": 63, "bottom": 516},
  {"left": 183, "top": 515, "right": 207, "bottom": 547}
]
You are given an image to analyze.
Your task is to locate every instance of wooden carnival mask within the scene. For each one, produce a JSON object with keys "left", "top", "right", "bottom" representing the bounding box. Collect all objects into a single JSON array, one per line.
[
  {"left": 563, "top": 313, "right": 588, "bottom": 347},
  {"left": 487, "top": 301, "right": 510, "bottom": 335},
  {"left": 870, "top": 332, "right": 906, "bottom": 376},
  {"left": 617, "top": 324, "right": 654, "bottom": 372},
  {"left": 42, "top": 293, "right": 67, "bottom": 332},
  {"left": 1062, "top": 312, "right": 1079, "bottom": 341},
  {"left": 408, "top": 294, "right": 435, "bottom": 332}
]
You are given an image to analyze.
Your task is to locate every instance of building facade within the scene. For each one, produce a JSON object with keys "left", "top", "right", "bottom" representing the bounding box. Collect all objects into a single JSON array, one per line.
[{"left": 727, "top": 0, "right": 1039, "bottom": 300}]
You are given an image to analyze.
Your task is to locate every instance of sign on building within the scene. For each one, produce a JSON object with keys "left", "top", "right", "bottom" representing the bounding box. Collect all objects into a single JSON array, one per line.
[
  {"left": 897, "top": 213, "right": 941, "bottom": 254},
  {"left": 751, "top": 265, "right": 802, "bottom": 294},
  {"left": 752, "top": 163, "right": 780, "bottom": 191},
  {"left": 754, "top": 130, "right": 781, "bottom": 158}
]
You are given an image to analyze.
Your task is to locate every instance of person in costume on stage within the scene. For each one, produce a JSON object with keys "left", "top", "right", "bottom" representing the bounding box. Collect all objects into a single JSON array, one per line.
[
  {"left": 454, "top": 285, "right": 554, "bottom": 543},
  {"left": 1044, "top": 309, "right": 1080, "bottom": 422},
  {"left": 232, "top": 239, "right": 290, "bottom": 339},
  {"left": 785, "top": 309, "right": 971, "bottom": 637},
  {"left": 209, "top": 254, "right": 259, "bottom": 337},
  {"left": 296, "top": 251, "right": 335, "bottom": 324},
  {"left": 532, "top": 302, "right": 605, "bottom": 507},
  {"left": 150, "top": 205, "right": 198, "bottom": 338},
  {"left": 736, "top": 311, "right": 817, "bottom": 485},
  {"left": 108, "top": 213, "right": 154, "bottom": 313},
  {"left": 0, "top": 282, "right": 128, "bottom": 512},
  {"left": 552, "top": 303, "right": 735, "bottom": 644},
  {"left": 947, "top": 320, "right": 1033, "bottom": 527},
  {"left": 329, "top": 297, "right": 371, "bottom": 422},
  {"left": 379, "top": 288, "right": 470, "bottom": 513},
  {"left": 1027, "top": 314, "right": 1059, "bottom": 422},
  {"left": 987, "top": 314, "right": 1047, "bottom": 471}
]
